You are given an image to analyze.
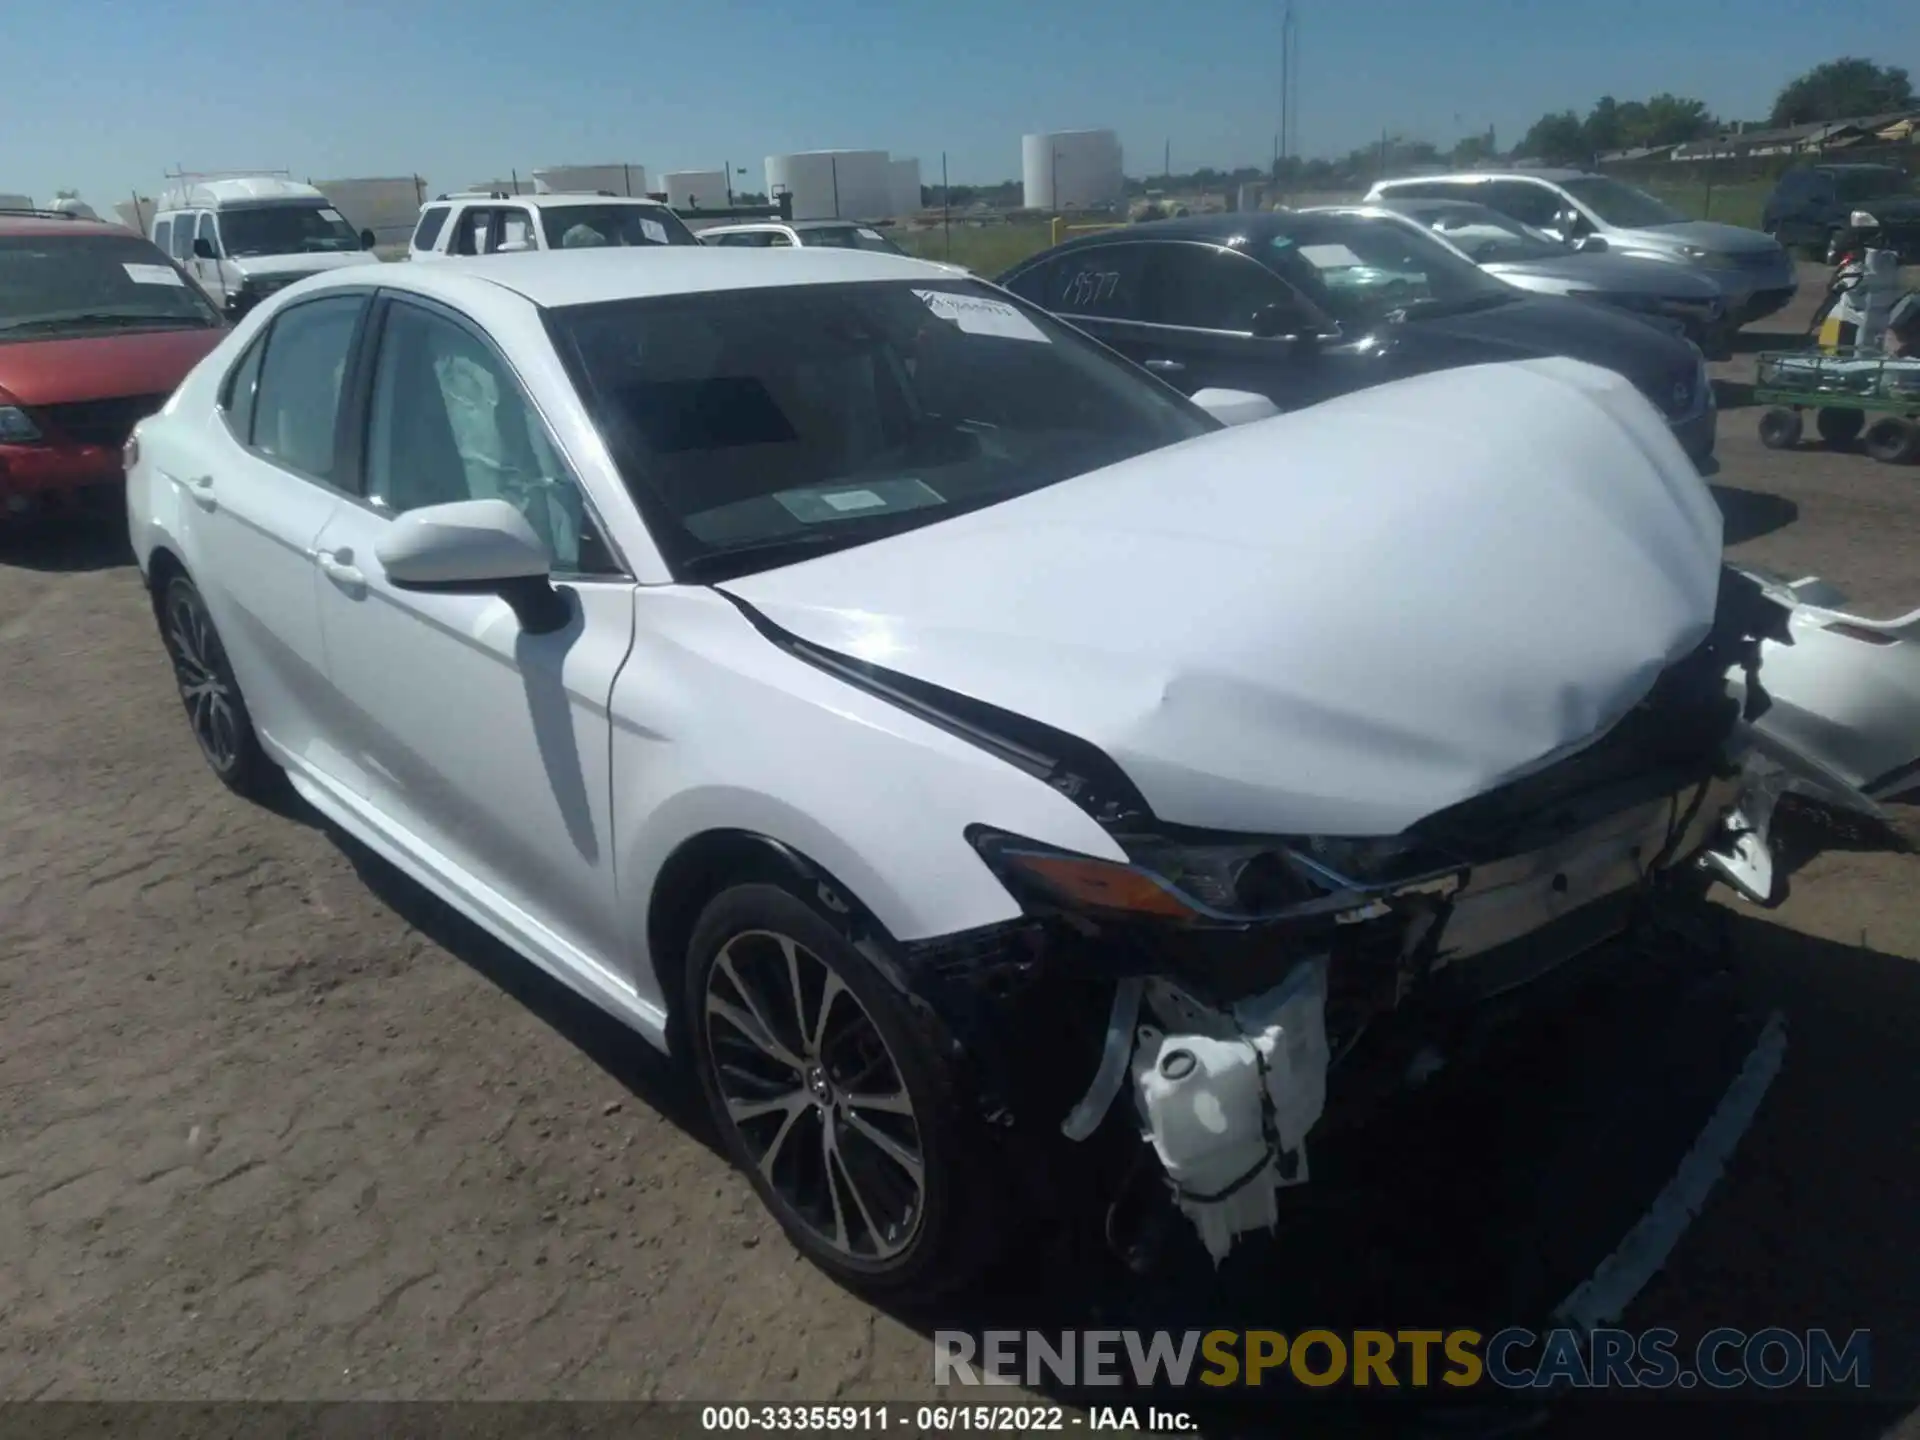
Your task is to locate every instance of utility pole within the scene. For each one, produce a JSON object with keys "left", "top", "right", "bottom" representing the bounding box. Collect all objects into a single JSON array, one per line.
[
  {"left": 1279, "top": 1, "right": 1297, "bottom": 169},
  {"left": 1163, "top": 138, "right": 1171, "bottom": 182},
  {"left": 942, "top": 151, "right": 950, "bottom": 259}
]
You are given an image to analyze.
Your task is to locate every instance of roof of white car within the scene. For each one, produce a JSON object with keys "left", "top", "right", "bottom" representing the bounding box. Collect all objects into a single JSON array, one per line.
[
  {"left": 1374, "top": 169, "right": 1590, "bottom": 188},
  {"left": 436, "top": 193, "right": 674, "bottom": 209},
  {"left": 319, "top": 247, "right": 967, "bottom": 309}
]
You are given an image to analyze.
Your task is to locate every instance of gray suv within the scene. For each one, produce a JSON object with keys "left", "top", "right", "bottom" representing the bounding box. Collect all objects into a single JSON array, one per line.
[{"left": 1366, "top": 170, "right": 1798, "bottom": 326}]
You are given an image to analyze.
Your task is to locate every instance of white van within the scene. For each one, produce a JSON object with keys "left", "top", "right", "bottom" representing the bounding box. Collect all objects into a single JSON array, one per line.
[{"left": 151, "top": 176, "right": 382, "bottom": 316}]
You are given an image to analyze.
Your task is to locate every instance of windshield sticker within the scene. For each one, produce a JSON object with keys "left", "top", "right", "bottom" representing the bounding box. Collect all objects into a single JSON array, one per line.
[
  {"left": 1297, "top": 243, "right": 1363, "bottom": 270},
  {"left": 912, "top": 289, "right": 1048, "bottom": 343},
  {"left": 319, "top": 208, "right": 347, "bottom": 223},
  {"left": 774, "top": 477, "right": 947, "bottom": 525},
  {"left": 640, "top": 217, "right": 669, "bottom": 244},
  {"left": 123, "top": 263, "right": 186, "bottom": 286},
  {"left": 822, "top": 489, "right": 887, "bottom": 512},
  {"left": 857, "top": 227, "right": 883, "bottom": 240}
]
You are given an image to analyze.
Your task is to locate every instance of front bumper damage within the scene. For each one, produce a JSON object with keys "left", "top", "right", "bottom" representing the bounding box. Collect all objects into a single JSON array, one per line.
[{"left": 893, "top": 567, "right": 1908, "bottom": 1268}]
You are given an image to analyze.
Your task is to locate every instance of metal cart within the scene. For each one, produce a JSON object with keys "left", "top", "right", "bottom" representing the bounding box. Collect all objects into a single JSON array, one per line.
[{"left": 1752, "top": 349, "right": 1920, "bottom": 464}]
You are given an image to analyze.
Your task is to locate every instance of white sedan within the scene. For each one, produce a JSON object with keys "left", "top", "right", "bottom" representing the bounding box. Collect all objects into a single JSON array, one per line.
[{"left": 128, "top": 248, "right": 1790, "bottom": 1290}]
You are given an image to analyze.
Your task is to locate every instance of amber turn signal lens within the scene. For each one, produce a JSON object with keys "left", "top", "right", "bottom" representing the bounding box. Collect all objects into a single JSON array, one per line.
[{"left": 1004, "top": 851, "right": 1199, "bottom": 918}]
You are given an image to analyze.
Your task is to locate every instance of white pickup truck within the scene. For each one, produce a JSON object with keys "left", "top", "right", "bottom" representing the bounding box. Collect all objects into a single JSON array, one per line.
[{"left": 407, "top": 192, "right": 698, "bottom": 260}]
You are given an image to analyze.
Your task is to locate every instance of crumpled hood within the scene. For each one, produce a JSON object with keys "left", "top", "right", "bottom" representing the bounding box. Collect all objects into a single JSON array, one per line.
[
  {"left": 720, "top": 357, "right": 1725, "bottom": 837},
  {"left": 1489, "top": 252, "right": 1725, "bottom": 302},
  {"left": 231, "top": 252, "right": 382, "bottom": 280}
]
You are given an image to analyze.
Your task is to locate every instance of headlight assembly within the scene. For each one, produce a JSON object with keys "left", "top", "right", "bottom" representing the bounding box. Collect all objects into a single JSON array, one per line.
[{"left": 967, "top": 825, "right": 1463, "bottom": 926}]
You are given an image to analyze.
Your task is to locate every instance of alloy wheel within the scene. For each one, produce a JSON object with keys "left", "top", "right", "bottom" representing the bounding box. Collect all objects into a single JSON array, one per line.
[
  {"left": 704, "top": 929, "right": 926, "bottom": 1261},
  {"left": 165, "top": 585, "right": 240, "bottom": 773}
]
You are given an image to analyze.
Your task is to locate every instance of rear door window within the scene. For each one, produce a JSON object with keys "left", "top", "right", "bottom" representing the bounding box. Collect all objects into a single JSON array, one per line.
[
  {"left": 412, "top": 205, "right": 450, "bottom": 251},
  {"left": 1483, "top": 182, "right": 1563, "bottom": 229},
  {"left": 247, "top": 294, "right": 368, "bottom": 480},
  {"left": 1004, "top": 243, "right": 1151, "bottom": 320}
]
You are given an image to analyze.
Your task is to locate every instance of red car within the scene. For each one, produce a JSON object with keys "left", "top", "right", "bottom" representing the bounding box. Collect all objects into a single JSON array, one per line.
[{"left": 0, "top": 211, "right": 226, "bottom": 518}]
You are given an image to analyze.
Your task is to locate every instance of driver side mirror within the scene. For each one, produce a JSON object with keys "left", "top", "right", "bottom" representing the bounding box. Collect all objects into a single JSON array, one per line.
[
  {"left": 374, "top": 498, "right": 570, "bottom": 634},
  {"left": 360, "top": 228, "right": 378, "bottom": 250},
  {"left": 1575, "top": 234, "right": 1608, "bottom": 253},
  {"left": 1250, "top": 300, "right": 1307, "bottom": 340},
  {"left": 192, "top": 237, "right": 216, "bottom": 260}
]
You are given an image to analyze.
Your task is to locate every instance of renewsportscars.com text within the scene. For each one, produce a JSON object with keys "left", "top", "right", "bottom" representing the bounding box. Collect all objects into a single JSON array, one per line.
[{"left": 933, "top": 1327, "right": 1872, "bottom": 1391}]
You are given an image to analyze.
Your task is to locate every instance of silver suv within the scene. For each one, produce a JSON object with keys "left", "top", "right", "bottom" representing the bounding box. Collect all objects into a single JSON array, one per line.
[{"left": 1366, "top": 170, "right": 1798, "bottom": 326}]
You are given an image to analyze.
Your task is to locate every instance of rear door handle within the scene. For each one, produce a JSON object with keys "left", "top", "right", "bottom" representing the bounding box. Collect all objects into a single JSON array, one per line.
[
  {"left": 1144, "top": 358, "right": 1185, "bottom": 374},
  {"left": 183, "top": 473, "right": 217, "bottom": 511},
  {"left": 315, "top": 550, "right": 366, "bottom": 591}
]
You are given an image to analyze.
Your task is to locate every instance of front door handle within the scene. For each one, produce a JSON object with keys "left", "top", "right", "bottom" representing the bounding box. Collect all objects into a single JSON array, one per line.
[
  {"left": 183, "top": 473, "right": 217, "bottom": 511},
  {"left": 315, "top": 550, "right": 366, "bottom": 591},
  {"left": 1144, "top": 358, "right": 1185, "bottom": 374}
]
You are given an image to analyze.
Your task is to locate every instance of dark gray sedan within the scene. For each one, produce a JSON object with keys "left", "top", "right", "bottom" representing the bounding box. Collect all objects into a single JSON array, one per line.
[{"left": 1372, "top": 197, "right": 1732, "bottom": 356}]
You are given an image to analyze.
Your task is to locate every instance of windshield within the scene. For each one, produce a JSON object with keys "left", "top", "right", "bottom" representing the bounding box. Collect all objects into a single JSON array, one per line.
[
  {"left": 1261, "top": 214, "right": 1511, "bottom": 325},
  {"left": 0, "top": 234, "right": 222, "bottom": 339},
  {"left": 541, "top": 204, "right": 699, "bottom": 250},
  {"left": 551, "top": 279, "right": 1213, "bottom": 579},
  {"left": 801, "top": 225, "right": 907, "bottom": 254},
  {"left": 1558, "top": 177, "right": 1687, "bottom": 229},
  {"left": 1835, "top": 168, "right": 1911, "bottom": 203},
  {"left": 1422, "top": 207, "right": 1568, "bottom": 264},
  {"left": 219, "top": 203, "right": 362, "bottom": 257}
]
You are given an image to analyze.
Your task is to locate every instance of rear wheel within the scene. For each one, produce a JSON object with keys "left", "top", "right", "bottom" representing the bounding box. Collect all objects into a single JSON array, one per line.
[
  {"left": 1815, "top": 407, "right": 1866, "bottom": 448},
  {"left": 1757, "top": 407, "right": 1802, "bottom": 450},
  {"left": 1864, "top": 416, "right": 1920, "bottom": 465},
  {"left": 156, "top": 573, "right": 278, "bottom": 798},
  {"left": 685, "top": 883, "right": 1002, "bottom": 1296}
]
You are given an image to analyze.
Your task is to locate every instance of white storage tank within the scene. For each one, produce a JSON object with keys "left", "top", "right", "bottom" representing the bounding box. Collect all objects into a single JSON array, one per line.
[
  {"left": 664, "top": 170, "right": 730, "bottom": 210},
  {"left": 1022, "top": 129, "right": 1124, "bottom": 211},
  {"left": 765, "top": 150, "right": 891, "bottom": 221},
  {"left": 316, "top": 176, "right": 425, "bottom": 248},
  {"left": 887, "top": 157, "right": 923, "bottom": 216},
  {"left": 533, "top": 164, "right": 646, "bottom": 196},
  {"left": 0, "top": 193, "right": 34, "bottom": 213}
]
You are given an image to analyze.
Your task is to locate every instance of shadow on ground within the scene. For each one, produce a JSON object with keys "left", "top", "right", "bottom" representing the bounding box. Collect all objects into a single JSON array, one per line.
[
  {"left": 1712, "top": 483, "right": 1800, "bottom": 543},
  {"left": 307, "top": 800, "right": 1920, "bottom": 1436},
  {"left": 0, "top": 513, "right": 134, "bottom": 573}
]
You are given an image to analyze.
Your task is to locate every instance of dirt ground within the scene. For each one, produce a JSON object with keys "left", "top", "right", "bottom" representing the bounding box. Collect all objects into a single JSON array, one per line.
[{"left": 2, "top": 266, "right": 1918, "bottom": 1435}]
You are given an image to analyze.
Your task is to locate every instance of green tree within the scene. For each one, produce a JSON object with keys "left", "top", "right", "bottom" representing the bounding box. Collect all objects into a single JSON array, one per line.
[
  {"left": 1517, "top": 111, "right": 1590, "bottom": 165},
  {"left": 1770, "top": 58, "right": 1914, "bottom": 126}
]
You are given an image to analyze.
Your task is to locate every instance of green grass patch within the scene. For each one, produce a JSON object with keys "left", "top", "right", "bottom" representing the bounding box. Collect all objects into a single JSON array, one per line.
[
  {"left": 1639, "top": 179, "right": 1770, "bottom": 231},
  {"left": 895, "top": 219, "right": 1058, "bottom": 277}
]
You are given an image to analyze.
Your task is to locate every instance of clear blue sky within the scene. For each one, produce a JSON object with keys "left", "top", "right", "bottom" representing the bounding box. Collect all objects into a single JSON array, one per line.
[{"left": 7, "top": 0, "right": 1916, "bottom": 209}]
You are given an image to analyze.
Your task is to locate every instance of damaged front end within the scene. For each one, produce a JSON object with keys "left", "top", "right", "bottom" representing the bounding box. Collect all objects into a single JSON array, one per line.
[{"left": 914, "top": 569, "right": 1858, "bottom": 1268}]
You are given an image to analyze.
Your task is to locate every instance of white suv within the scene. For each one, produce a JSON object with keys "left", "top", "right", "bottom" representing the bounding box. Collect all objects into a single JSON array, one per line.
[{"left": 408, "top": 192, "right": 698, "bottom": 260}]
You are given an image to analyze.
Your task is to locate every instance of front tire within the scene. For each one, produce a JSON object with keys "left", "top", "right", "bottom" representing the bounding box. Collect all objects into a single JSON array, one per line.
[
  {"left": 685, "top": 882, "right": 1000, "bottom": 1296},
  {"left": 156, "top": 573, "right": 278, "bottom": 799}
]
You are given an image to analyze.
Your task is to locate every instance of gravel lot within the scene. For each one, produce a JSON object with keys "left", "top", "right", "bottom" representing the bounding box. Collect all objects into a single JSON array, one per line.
[{"left": 2, "top": 268, "right": 1917, "bottom": 1435}]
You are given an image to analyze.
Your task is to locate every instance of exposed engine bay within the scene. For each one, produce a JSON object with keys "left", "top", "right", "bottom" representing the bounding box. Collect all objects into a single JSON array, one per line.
[{"left": 897, "top": 567, "right": 1908, "bottom": 1266}]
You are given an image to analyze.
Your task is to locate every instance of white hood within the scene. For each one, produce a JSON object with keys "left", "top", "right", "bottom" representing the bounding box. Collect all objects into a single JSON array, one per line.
[{"left": 720, "top": 358, "right": 1725, "bottom": 837}]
